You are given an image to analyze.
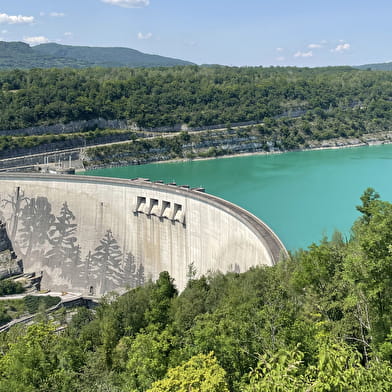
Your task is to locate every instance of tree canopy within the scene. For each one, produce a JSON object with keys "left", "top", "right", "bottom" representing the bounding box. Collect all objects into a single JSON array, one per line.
[{"left": 1, "top": 190, "right": 392, "bottom": 391}]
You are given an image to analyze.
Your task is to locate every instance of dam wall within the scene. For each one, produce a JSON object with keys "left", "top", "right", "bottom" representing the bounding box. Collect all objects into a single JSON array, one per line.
[{"left": 0, "top": 173, "right": 286, "bottom": 295}]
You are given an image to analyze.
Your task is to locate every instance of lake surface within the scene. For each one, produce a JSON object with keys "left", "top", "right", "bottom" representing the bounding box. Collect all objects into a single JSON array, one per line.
[{"left": 84, "top": 144, "right": 392, "bottom": 251}]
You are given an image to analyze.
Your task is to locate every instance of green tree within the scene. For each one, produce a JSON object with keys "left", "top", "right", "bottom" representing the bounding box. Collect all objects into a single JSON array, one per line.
[
  {"left": 356, "top": 187, "right": 380, "bottom": 223},
  {"left": 123, "top": 326, "right": 176, "bottom": 391},
  {"left": 243, "top": 341, "right": 392, "bottom": 392},
  {"left": 146, "top": 352, "right": 229, "bottom": 392},
  {"left": 145, "top": 271, "right": 177, "bottom": 328},
  {"left": 0, "top": 323, "right": 58, "bottom": 391},
  {"left": 344, "top": 189, "right": 392, "bottom": 354}
]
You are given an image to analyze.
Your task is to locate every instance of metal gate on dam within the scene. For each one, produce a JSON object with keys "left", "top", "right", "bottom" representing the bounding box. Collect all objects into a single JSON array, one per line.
[{"left": 0, "top": 173, "right": 287, "bottom": 295}]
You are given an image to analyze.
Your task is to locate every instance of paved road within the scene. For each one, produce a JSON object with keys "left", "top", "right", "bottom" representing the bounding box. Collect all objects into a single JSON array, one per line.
[
  {"left": 0, "top": 291, "right": 82, "bottom": 301},
  {"left": 0, "top": 291, "right": 99, "bottom": 333},
  {"left": 0, "top": 121, "right": 266, "bottom": 171}
]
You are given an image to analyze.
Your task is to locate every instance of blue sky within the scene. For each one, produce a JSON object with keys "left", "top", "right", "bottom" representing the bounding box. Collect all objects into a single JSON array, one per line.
[{"left": 0, "top": 0, "right": 391, "bottom": 67}]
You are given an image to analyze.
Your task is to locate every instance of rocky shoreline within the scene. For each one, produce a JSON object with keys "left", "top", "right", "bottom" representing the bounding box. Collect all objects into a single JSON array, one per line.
[{"left": 81, "top": 131, "right": 392, "bottom": 172}]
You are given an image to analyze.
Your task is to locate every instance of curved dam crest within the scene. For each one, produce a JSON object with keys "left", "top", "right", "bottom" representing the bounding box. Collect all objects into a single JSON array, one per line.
[{"left": 0, "top": 173, "right": 287, "bottom": 295}]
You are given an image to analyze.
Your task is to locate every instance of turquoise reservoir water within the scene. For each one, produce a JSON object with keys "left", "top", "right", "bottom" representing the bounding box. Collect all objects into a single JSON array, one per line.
[{"left": 84, "top": 144, "right": 392, "bottom": 251}]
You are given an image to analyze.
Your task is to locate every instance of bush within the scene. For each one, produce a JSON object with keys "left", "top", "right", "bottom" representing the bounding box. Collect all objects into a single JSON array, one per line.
[
  {"left": 24, "top": 295, "right": 61, "bottom": 314},
  {"left": 0, "top": 279, "right": 25, "bottom": 296}
]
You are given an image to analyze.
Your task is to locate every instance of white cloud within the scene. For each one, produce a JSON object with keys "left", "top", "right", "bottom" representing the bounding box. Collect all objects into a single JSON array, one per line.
[
  {"left": 64, "top": 32, "right": 73, "bottom": 37},
  {"left": 308, "top": 43, "right": 322, "bottom": 49},
  {"left": 276, "top": 47, "right": 284, "bottom": 52},
  {"left": 40, "top": 12, "right": 46, "bottom": 17},
  {"left": 137, "top": 32, "right": 152, "bottom": 40},
  {"left": 331, "top": 43, "right": 350, "bottom": 53},
  {"left": 276, "top": 56, "right": 285, "bottom": 61},
  {"left": 1, "top": 29, "right": 8, "bottom": 34},
  {"left": 50, "top": 12, "right": 65, "bottom": 17},
  {"left": 102, "top": 0, "right": 149, "bottom": 8},
  {"left": 0, "top": 13, "right": 34, "bottom": 24},
  {"left": 294, "top": 50, "right": 313, "bottom": 58},
  {"left": 23, "top": 36, "right": 50, "bottom": 45}
]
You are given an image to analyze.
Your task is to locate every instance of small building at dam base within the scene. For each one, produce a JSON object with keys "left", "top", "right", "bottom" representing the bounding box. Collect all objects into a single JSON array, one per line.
[{"left": 0, "top": 173, "right": 287, "bottom": 295}]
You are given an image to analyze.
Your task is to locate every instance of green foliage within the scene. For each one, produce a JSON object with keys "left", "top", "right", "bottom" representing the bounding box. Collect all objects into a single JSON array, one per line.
[
  {"left": 146, "top": 352, "right": 229, "bottom": 392},
  {"left": 0, "top": 41, "right": 192, "bottom": 70},
  {"left": 0, "top": 128, "right": 134, "bottom": 156},
  {"left": 243, "top": 342, "right": 392, "bottom": 392},
  {"left": 0, "top": 41, "right": 87, "bottom": 70},
  {"left": 343, "top": 190, "right": 392, "bottom": 353},
  {"left": 355, "top": 62, "right": 392, "bottom": 71},
  {"left": 1, "top": 190, "right": 392, "bottom": 391},
  {"left": 2, "top": 65, "right": 392, "bottom": 163},
  {"left": 67, "top": 307, "right": 95, "bottom": 336},
  {"left": 145, "top": 271, "right": 177, "bottom": 328},
  {"left": 32, "top": 43, "right": 193, "bottom": 68},
  {"left": 0, "top": 279, "right": 24, "bottom": 296},
  {"left": 243, "top": 345, "right": 306, "bottom": 392},
  {"left": 23, "top": 295, "right": 60, "bottom": 314},
  {"left": 0, "top": 307, "right": 11, "bottom": 326},
  {"left": 0, "top": 65, "right": 389, "bottom": 134},
  {"left": 356, "top": 187, "right": 380, "bottom": 223},
  {"left": 0, "top": 323, "right": 58, "bottom": 391},
  {"left": 171, "top": 276, "right": 210, "bottom": 330},
  {"left": 0, "top": 299, "right": 29, "bottom": 326},
  {"left": 123, "top": 326, "right": 176, "bottom": 391}
]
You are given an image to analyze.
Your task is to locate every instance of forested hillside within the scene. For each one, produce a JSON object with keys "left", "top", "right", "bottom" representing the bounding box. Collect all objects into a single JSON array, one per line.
[
  {"left": 0, "top": 41, "right": 193, "bottom": 70},
  {"left": 356, "top": 62, "right": 392, "bottom": 71},
  {"left": 2, "top": 65, "right": 392, "bottom": 162},
  {"left": 32, "top": 43, "right": 194, "bottom": 68},
  {"left": 0, "top": 65, "right": 391, "bottom": 133},
  {"left": 0, "top": 41, "right": 91, "bottom": 69},
  {"left": 1, "top": 189, "right": 392, "bottom": 391}
]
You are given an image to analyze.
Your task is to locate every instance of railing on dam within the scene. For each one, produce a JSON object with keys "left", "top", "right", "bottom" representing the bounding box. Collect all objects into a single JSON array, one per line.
[{"left": 0, "top": 172, "right": 288, "bottom": 265}]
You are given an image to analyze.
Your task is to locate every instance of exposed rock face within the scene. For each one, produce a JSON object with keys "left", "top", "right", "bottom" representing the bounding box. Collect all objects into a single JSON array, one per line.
[
  {"left": 0, "top": 221, "right": 12, "bottom": 252},
  {"left": 0, "top": 221, "right": 23, "bottom": 279}
]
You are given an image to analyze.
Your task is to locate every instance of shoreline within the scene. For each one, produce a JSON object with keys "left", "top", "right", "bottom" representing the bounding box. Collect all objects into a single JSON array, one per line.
[{"left": 81, "top": 136, "right": 392, "bottom": 172}]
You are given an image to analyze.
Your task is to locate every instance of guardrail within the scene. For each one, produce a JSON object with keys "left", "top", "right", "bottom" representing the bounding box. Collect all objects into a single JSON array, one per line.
[{"left": 0, "top": 294, "right": 99, "bottom": 333}]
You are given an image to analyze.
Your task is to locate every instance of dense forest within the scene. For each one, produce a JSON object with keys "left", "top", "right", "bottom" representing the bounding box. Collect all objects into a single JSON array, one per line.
[
  {"left": 1, "top": 189, "right": 392, "bottom": 391},
  {"left": 1, "top": 65, "right": 392, "bottom": 162},
  {"left": 1, "top": 65, "right": 392, "bottom": 132}
]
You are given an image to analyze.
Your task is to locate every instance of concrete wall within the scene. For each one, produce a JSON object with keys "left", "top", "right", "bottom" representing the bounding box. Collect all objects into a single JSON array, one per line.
[{"left": 0, "top": 173, "right": 287, "bottom": 295}]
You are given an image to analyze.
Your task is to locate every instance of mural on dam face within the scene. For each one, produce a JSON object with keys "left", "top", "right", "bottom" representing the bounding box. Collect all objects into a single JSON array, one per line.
[{"left": 0, "top": 188, "right": 145, "bottom": 294}]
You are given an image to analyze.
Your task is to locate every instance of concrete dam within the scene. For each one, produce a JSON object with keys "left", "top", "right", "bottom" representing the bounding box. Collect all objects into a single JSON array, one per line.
[{"left": 0, "top": 173, "right": 287, "bottom": 295}]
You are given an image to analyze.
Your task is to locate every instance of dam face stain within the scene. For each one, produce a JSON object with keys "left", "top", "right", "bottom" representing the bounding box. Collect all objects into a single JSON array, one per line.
[{"left": 0, "top": 188, "right": 145, "bottom": 294}]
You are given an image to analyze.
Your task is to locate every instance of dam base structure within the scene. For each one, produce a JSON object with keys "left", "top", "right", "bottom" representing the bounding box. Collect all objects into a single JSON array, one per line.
[{"left": 0, "top": 173, "right": 287, "bottom": 295}]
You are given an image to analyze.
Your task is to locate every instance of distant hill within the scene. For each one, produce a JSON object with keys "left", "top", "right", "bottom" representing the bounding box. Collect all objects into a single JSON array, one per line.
[
  {"left": 0, "top": 41, "right": 194, "bottom": 69},
  {"left": 33, "top": 43, "right": 194, "bottom": 67},
  {"left": 355, "top": 62, "right": 392, "bottom": 71},
  {"left": 0, "top": 41, "right": 89, "bottom": 69}
]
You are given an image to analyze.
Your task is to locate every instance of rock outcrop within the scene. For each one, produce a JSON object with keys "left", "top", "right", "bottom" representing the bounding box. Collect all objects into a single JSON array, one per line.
[{"left": 0, "top": 221, "right": 23, "bottom": 279}]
